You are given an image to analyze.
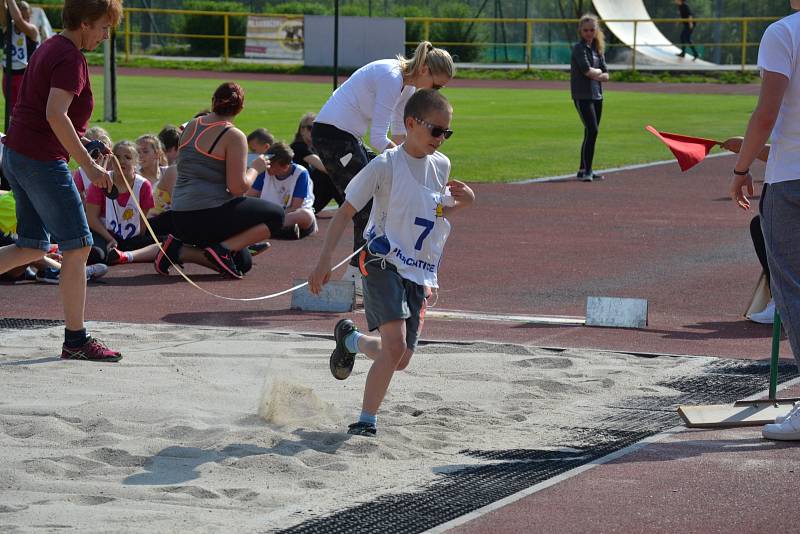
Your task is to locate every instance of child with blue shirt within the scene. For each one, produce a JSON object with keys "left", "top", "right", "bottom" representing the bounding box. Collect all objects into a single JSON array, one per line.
[{"left": 247, "top": 142, "right": 316, "bottom": 239}]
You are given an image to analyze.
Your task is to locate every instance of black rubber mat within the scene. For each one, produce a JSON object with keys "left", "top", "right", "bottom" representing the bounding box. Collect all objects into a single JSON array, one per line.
[
  {"left": 0, "top": 317, "right": 63, "bottom": 330},
  {"left": 280, "top": 358, "right": 798, "bottom": 534}
]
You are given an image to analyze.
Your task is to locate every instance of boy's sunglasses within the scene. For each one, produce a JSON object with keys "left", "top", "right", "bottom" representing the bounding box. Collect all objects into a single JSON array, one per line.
[{"left": 413, "top": 117, "right": 453, "bottom": 139}]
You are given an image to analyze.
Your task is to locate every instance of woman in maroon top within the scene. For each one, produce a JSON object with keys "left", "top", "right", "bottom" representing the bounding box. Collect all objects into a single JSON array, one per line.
[{"left": 0, "top": 0, "right": 123, "bottom": 362}]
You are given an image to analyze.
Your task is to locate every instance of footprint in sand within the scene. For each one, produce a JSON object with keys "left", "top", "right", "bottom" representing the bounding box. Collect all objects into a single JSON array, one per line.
[
  {"left": 413, "top": 392, "right": 442, "bottom": 401},
  {"left": 299, "top": 480, "right": 326, "bottom": 490},
  {"left": 391, "top": 404, "right": 424, "bottom": 417},
  {"left": 511, "top": 357, "right": 573, "bottom": 369},
  {"left": 88, "top": 448, "right": 148, "bottom": 468},
  {"left": 221, "top": 488, "right": 260, "bottom": 501},
  {"left": 159, "top": 486, "right": 220, "bottom": 499}
]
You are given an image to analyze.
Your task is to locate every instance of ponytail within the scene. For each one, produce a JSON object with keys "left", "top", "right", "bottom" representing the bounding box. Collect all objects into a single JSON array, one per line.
[{"left": 398, "top": 41, "right": 456, "bottom": 81}]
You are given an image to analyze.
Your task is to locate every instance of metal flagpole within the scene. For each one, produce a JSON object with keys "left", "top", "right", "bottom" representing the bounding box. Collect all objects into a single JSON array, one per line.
[{"left": 333, "top": 0, "right": 339, "bottom": 91}]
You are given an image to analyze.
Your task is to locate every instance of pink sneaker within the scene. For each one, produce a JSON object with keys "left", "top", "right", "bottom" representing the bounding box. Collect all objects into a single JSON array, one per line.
[{"left": 61, "top": 338, "right": 122, "bottom": 362}]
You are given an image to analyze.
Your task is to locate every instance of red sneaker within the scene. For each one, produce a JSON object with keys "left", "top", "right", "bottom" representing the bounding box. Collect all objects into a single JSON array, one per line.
[{"left": 61, "top": 338, "right": 122, "bottom": 362}]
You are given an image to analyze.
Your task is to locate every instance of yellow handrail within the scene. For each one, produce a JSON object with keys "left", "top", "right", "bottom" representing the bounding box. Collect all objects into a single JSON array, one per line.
[{"left": 29, "top": 5, "right": 777, "bottom": 69}]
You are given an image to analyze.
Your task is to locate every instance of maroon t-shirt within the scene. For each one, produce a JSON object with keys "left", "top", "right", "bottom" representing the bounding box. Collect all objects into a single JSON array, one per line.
[{"left": 4, "top": 35, "right": 93, "bottom": 162}]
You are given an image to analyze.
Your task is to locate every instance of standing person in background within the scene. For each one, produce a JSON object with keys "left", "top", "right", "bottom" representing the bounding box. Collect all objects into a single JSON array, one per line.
[
  {"left": 0, "top": 0, "right": 39, "bottom": 113},
  {"left": 0, "top": 0, "right": 123, "bottom": 362},
  {"left": 312, "top": 41, "right": 454, "bottom": 295},
  {"left": 571, "top": 14, "right": 608, "bottom": 183},
  {"left": 729, "top": 0, "right": 800, "bottom": 441},
  {"left": 676, "top": 0, "right": 699, "bottom": 60},
  {"left": 290, "top": 112, "right": 343, "bottom": 215}
]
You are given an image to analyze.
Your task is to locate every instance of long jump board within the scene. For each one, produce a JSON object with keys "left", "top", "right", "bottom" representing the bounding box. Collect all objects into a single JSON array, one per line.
[{"left": 678, "top": 401, "right": 795, "bottom": 428}]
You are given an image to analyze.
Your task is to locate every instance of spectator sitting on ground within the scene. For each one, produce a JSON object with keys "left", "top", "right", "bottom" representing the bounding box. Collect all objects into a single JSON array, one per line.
[
  {"left": 0, "top": 191, "right": 107, "bottom": 283},
  {"left": 247, "top": 127, "right": 274, "bottom": 166},
  {"left": 291, "top": 112, "right": 343, "bottom": 215},
  {"left": 159, "top": 82, "right": 284, "bottom": 279},
  {"left": 136, "top": 134, "right": 170, "bottom": 211},
  {"left": 84, "top": 140, "right": 159, "bottom": 265},
  {"left": 248, "top": 142, "right": 316, "bottom": 240},
  {"left": 72, "top": 126, "right": 112, "bottom": 203},
  {"left": 158, "top": 124, "right": 181, "bottom": 165}
]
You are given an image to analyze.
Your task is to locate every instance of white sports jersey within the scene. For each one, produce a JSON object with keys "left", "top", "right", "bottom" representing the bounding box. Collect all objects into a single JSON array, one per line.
[
  {"left": 315, "top": 59, "right": 416, "bottom": 151},
  {"left": 9, "top": 26, "right": 34, "bottom": 70},
  {"left": 258, "top": 163, "right": 314, "bottom": 210},
  {"left": 104, "top": 175, "right": 146, "bottom": 240},
  {"left": 368, "top": 146, "right": 451, "bottom": 287}
]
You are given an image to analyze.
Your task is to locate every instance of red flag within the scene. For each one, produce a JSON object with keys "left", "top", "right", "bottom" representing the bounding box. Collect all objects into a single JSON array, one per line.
[{"left": 645, "top": 125, "right": 719, "bottom": 172}]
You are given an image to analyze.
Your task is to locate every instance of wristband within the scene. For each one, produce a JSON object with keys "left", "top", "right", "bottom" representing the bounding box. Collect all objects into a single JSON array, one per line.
[{"left": 733, "top": 168, "right": 749, "bottom": 176}]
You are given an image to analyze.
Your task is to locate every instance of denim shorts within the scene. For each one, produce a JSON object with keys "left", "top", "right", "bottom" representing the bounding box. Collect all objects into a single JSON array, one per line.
[{"left": 2, "top": 146, "right": 92, "bottom": 251}]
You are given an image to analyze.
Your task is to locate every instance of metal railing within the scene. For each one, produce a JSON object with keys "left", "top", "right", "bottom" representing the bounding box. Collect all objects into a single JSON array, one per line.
[{"left": 31, "top": 5, "right": 777, "bottom": 71}]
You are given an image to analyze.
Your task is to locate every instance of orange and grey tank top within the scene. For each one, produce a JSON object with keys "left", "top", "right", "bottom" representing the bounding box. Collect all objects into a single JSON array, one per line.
[{"left": 171, "top": 118, "right": 233, "bottom": 212}]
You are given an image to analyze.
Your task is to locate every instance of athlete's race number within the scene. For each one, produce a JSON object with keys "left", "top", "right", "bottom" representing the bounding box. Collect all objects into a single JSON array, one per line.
[
  {"left": 414, "top": 217, "right": 434, "bottom": 251},
  {"left": 109, "top": 220, "right": 136, "bottom": 240}
]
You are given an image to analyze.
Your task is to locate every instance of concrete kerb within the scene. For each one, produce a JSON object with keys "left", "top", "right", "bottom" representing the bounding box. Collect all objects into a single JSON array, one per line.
[{"left": 511, "top": 151, "right": 731, "bottom": 185}]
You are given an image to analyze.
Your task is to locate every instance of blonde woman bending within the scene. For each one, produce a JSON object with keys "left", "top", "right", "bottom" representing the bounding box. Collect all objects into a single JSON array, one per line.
[{"left": 312, "top": 41, "right": 455, "bottom": 293}]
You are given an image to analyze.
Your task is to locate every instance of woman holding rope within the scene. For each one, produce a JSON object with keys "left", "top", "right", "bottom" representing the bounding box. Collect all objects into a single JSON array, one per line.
[
  {"left": 312, "top": 41, "right": 455, "bottom": 294},
  {"left": 0, "top": 0, "right": 123, "bottom": 362}
]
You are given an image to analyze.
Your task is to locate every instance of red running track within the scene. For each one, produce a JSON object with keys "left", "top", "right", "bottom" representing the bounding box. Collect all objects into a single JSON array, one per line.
[{"left": 0, "top": 153, "right": 787, "bottom": 362}]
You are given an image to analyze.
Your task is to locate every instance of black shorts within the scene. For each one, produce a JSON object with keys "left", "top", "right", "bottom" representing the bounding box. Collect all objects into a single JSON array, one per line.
[{"left": 172, "top": 197, "right": 284, "bottom": 247}]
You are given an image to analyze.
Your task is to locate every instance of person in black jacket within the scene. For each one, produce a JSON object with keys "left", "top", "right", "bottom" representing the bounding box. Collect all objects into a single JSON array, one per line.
[
  {"left": 676, "top": 0, "right": 699, "bottom": 60},
  {"left": 570, "top": 14, "right": 608, "bottom": 182}
]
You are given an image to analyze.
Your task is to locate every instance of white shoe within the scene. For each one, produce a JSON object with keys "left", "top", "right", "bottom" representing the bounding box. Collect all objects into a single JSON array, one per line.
[
  {"left": 774, "top": 402, "right": 800, "bottom": 425},
  {"left": 748, "top": 299, "right": 776, "bottom": 324},
  {"left": 343, "top": 264, "right": 363, "bottom": 296},
  {"left": 763, "top": 404, "right": 800, "bottom": 440},
  {"left": 86, "top": 263, "right": 108, "bottom": 281}
]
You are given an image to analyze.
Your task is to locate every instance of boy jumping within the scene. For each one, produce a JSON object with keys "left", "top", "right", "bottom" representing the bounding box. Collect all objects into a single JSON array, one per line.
[{"left": 308, "top": 89, "right": 475, "bottom": 436}]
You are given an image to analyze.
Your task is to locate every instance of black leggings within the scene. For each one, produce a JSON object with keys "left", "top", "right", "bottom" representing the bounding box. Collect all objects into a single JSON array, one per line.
[
  {"left": 171, "top": 197, "right": 284, "bottom": 248},
  {"left": 312, "top": 122, "right": 377, "bottom": 266},
  {"left": 574, "top": 99, "right": 603, "bottom": 174},
  {"left": 310, "top": 167, "right": 344, "bottom": 213},
  {"left": 680, "top": 27, "right": 698, "bottom": 57},
  {"left": 753, "top": 183, "right": 771, "bottom": 287}
]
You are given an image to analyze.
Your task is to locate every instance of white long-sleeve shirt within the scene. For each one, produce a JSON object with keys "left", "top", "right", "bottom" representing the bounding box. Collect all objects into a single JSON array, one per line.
[{"left": 316, "top": 59, "right": 416, "bottom": 151}]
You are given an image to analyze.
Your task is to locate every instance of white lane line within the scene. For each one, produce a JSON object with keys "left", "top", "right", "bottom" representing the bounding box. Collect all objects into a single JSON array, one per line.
[
  {"left": 425, "top": 426, "right": 684, "bottom": 534},
  {"left": 425, "top": 308, "right": 585, "bottom": 326},
  {"left": 428, "top": 368, "right": 800, "bottom": 533},
  {"left": 512, "top": 151, "right": 732, "bottom": 184}
]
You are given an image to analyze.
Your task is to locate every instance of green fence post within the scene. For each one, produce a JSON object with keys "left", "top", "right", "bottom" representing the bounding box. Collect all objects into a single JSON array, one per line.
[
  {"left": 631, "top": 20, "right": 638, "bottom": 73},
  {"left": 741, "top": 19, "right": 748, "bottom": 72},
  {"left": 224, "top": 14, "right": 230, "bottom": 63},
  {"left": 525, "top": 20, "right": 532, "bottom": 70},
  {"left": 770, "top": 310, "right": 781, "bottom": 401},
  {"left": 124, "top": 10, "right": 130, "bottom": 61}
]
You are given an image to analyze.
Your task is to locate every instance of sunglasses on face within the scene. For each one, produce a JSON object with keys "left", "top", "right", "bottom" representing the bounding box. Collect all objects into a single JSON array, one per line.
[
  {"left": 413, "top": 117, "right": 453, "bottom": 139},
  {"left": 582, "top": 28, "right": 596, "bottom": 33}
]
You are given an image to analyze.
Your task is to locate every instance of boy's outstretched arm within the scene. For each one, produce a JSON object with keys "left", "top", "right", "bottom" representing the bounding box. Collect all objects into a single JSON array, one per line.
[
  {"left": 308, "top": 201, "right": 358, "bottom": 295},
  {"left": 443, "top": 180, "right": 475, "bottom": 217}
]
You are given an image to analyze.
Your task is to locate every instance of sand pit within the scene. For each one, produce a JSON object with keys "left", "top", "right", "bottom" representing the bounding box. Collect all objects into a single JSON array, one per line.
[{"left": 0, "top": 321, "right": 714, "bottom": 531}]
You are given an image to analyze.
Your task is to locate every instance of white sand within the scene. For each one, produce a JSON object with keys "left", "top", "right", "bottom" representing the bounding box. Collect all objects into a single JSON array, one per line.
[{"left": 0, "top": 321, "right": 712, "bottom": 531}]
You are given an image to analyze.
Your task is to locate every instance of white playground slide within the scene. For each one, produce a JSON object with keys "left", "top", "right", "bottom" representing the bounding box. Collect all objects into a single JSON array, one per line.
[{"left": 592, "top": 0, "right": 715, "bottom": 66}]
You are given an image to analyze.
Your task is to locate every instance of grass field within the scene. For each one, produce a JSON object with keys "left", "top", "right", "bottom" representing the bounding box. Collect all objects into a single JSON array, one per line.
[{"left": 23, "top": 73, "right": 757, "bottom": 182}]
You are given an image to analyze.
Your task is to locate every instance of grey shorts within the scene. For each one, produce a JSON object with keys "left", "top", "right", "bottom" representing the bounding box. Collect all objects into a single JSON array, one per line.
[{"left": 362, "top": 257, "right": 428, "bottom": 350}]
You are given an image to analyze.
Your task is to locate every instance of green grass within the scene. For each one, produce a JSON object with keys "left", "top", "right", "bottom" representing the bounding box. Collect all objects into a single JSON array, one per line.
[{"left": 14, "top": 72, "right": 756, "bottom": 182}]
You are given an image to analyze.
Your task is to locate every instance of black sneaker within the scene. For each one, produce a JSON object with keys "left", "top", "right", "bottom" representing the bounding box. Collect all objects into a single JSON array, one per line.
[
  {"left": 331, "top": 319, "right": 358, "bottom": 380},
  {"left": 247, "top": 242, "right": 271, "bottom": 256},
  {"left": 274, "top": 223, "right": 301, "bottom": 240},
  {"left": 591, "top": 173, "right": 604, "bottom": 181},
  {"left": 347, "top": 421, "right": 376, "bottom": 436},
  {"left": 204, "top": 242, "right": 243, "bottom": 279},
  {"left": 154, "top": 234, "right": 184, "bottom": 275}
]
